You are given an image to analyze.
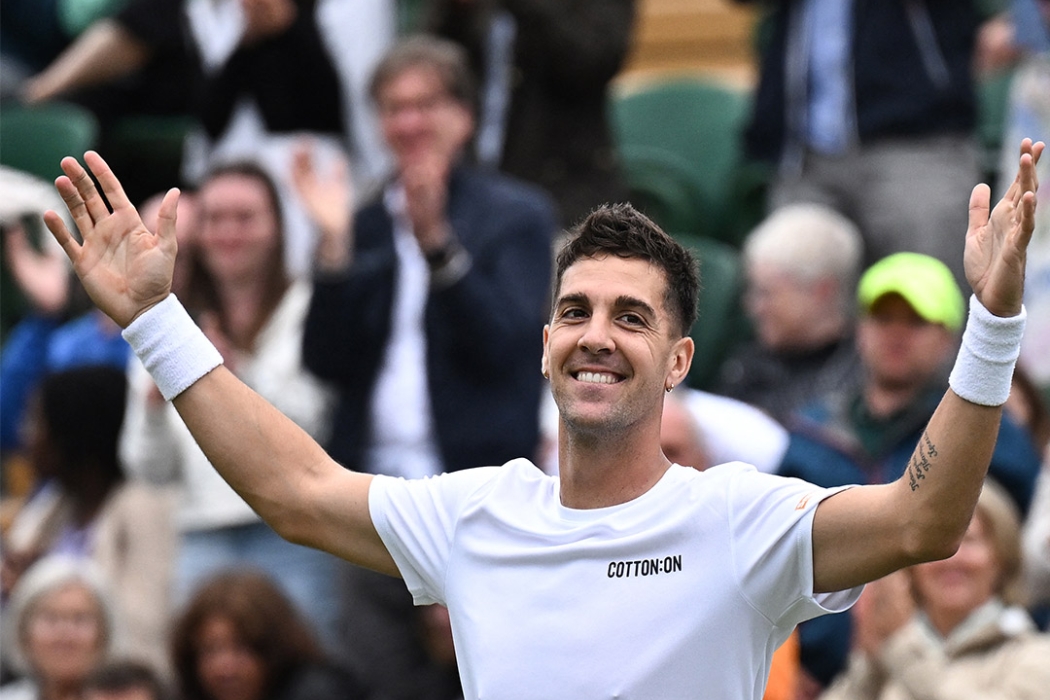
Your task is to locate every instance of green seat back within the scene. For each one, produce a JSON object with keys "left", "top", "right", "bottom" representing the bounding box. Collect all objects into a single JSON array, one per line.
[
  {"left": 0, "top": 102, "right": 99, "bottom": 180},
  {"left": 674, "top": 233, "right": 749, "bottom": 390},
  {"left": 610, "top": 78, "right": 753, "bottom": 243}
]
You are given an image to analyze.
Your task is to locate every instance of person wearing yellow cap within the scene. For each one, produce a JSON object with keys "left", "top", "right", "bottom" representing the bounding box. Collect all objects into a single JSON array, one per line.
[{"left": 776, "top": 250, "right": 1043, "bottom": 692}]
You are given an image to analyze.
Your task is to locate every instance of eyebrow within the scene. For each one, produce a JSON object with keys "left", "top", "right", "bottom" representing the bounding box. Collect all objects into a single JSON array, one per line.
[{"left": 555, "top": 292, "right": 658, "bottom": 320}]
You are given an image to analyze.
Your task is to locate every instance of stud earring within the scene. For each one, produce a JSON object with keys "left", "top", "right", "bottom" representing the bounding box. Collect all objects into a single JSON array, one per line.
[{"left": 665, "top": 383, "right": 674, "bottom": 393}]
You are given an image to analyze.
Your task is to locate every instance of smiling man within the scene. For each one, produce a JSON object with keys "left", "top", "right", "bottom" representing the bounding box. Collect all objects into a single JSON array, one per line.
[{"left": 42, "top": 138, "right": 1042, "bottom": 698}]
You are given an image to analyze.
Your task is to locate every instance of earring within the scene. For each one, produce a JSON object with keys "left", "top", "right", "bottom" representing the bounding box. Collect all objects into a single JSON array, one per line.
[
  {"left": 542, "top": 370, "right": 549, "bottom": 379},
  {"left": 665, "top": 383, "right": 674, "bottom": 393}
]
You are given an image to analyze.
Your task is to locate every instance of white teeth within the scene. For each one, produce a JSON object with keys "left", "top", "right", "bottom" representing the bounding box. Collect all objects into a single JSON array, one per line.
[{"left": 576, "top": 371, "right": 619, "bottom": 384}]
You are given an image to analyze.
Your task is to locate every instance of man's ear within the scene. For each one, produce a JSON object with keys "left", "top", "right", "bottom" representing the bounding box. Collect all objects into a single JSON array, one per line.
[
  {"left": 541, "top": 324, "right": 551, "bottom": 377},
  {"left": 667, "top": 335, "right": 694, "bottom": 388}
]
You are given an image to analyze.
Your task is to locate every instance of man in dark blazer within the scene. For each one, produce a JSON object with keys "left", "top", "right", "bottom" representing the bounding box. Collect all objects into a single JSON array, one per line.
[{"left": 295, "top": 35, "right": 559, "bottom": 699}]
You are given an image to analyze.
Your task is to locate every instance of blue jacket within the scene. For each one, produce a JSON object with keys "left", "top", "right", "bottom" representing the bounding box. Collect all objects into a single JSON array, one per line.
[
  {"left": 742, "top": 0, "right": 980, "bottom": 167},
  {"left": 302, "top": 166, "right": 558, "bottom": 474},
  {"left": 0, "top": 311, "right": 130, "bottom": 452}
]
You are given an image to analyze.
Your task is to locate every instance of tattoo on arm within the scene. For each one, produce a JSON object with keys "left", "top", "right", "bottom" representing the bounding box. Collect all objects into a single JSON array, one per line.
[{"left": 906, "top": 432, "right": 940, "bottom": 492}]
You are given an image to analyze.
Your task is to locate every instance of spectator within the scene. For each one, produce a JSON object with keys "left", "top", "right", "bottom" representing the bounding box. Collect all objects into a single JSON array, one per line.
[
  {"left": 738, "top": 0, "right": 1002, "bottom": 287},
  {"left": 182, "top": 0, "right": 393, "bottom": 279},
  {"left": 0, "top": 185, "right": 196, "bottom": 459},
  {"left": 997, "top": 0, "right": 1050, "bottom": 388},
  {"left": 781, "top": 251, "right": 1041, "bottom": 514},
  {"left": 660, "top": 393, "right": 710, "bottom": 471},
  {"left": 820, "top": 480, "right": 1050, "bottom": 699},
  {"left": 83, "top": 660, "right": 170, "bottom": 700},
  {"left": 1, "top": 366, "right": 176, "bottom": 675},
  {"left": 1024, "top": 446, "right": 1050, "bottom": 609},
  {"left": 676, "top": 388, "right": 789, "bottom": 474},
  {"left": 715, "top": 203, "right": 864, "bottom": 424},
  {"left": 428, "top": 0, "right": 633, "bottom": 226},
  {"left": 293, "top": 35, "right": 557, "bottom": 699},
  {"left": 0, "top": 556, "right": 116, "bottom": 700},
  {"left": 170, "top": 570, "right": 368, "bottom": 700},
  {"left": 778, "top": 251, "right": 1043, "bottom": 692},
  {"left": 119, "top": 163, "right": 340, "bottom": 649}
]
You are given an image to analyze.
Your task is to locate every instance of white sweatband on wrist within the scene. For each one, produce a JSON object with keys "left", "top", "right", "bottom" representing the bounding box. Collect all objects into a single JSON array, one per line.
[
  {"left": 122, "top": 294, "right": 223, "bottom": 401},
  {"left": 948, "top": 294, "right": 1026, "bottom": 407}
]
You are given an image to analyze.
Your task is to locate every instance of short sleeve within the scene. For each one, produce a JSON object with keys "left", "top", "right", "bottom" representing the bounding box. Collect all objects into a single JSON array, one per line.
[
  {"left": 369, "top": 468, "right": 501, "bottom": 605},
  {"left": 724, "top": 466, "right": 863, "bottom": 627}
]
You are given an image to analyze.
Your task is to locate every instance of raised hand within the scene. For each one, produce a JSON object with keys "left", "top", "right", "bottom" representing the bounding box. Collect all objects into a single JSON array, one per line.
[
  {"left": 402, "top": 150, "right": 452, "bottom": 253},
  {"left": 964, "top": 138, "right": 1044, "bottom": 317},
  {"left": 2, "top": 221, "right": 70, "bottom": 316},
  {"left": 291, "top": 144, "right": 354, "bottom": 271},
  {"left": 42, "top": 151, "right": 179, "bottom": 328}
]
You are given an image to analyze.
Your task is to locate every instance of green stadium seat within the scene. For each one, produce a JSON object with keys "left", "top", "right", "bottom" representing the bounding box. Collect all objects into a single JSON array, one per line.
[
  {"left": 0, "top": 102, "right": 99, "bottom": 180},
  {"left": 609, "top": 77, "right": 756, "bottom": 245},
  {"left": 673, "top": 233, "right": 750, "bottom": 390}
]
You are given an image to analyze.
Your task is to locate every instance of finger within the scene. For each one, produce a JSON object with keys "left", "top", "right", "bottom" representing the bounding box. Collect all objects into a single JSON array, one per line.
[
  {"left": 156, "top": 188, "right": 181, "bottom": 254},
  {"left": 61, "top": 155, "right": 110, "bottom": 223},
  {"left": 54, "top": 172, "right": 94, "bottom": 237},
  {"left": 1017, "top": 191, "right": 1037, "bottom": 250},
  {"left": 967, "top": 183, "right": 991, "bottom": 237},
  {"left": 1019, "top": 152, "right": 1037, "bottom": 200},
  {"left": 43, "top": 209, "right": 82, "bottom": 262},
  {"left": 84, "top": 150, "right": 133, "bottom": 211}
]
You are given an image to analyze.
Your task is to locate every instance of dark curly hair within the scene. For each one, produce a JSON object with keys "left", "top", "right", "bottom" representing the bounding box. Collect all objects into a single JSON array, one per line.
[
  {"left": 553, "top": 203, "right": 699, "bottom": 337},
  {"left": 171, "top": 569, "right": 324, "bottom": 700}
]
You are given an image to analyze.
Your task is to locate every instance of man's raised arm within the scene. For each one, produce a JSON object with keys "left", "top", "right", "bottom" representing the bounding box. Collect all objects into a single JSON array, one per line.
[
  {"left": 43, "top": 151, "right": 397, "bottom": 576},
  {"left": 811, "top": 139, "right": 1044, "bottom": 593}
]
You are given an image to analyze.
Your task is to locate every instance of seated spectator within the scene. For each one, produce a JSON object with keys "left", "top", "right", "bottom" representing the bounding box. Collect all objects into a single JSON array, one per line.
[
  {"left": 778, "top": 252, "right": 1043, "bottom": 692},
  {"left": 660, "top": 393, "right": 710, "bottom": 471},
  {"left": 1025, "top": 446, "right": 1050, "bottom": 611},
  {"left": 119, "top": 162, "right": 340, "bottom": 649},
  {"left": 1, "top": 366, "right": 176, "bottom": 675},
  {"left": 715, "top": 204, "right": 864, "bottom": 423},
  {"left": 83, "top": 660, "right": 171, "bottom": 700},
  {"left": 0, "top": 185, "right": 196, "bottom": 460},
  {"left": 676, "top": 387, "right": 789, "bottom": 474},
  {"left": 0, "top": 556, "right": 116, "bottom": 700},
  {"left": 820, "top": 481, "right": 1050, "bottom": 699},
  {"left": 170, "top": 570, "right": 368, "bottom": 700}
]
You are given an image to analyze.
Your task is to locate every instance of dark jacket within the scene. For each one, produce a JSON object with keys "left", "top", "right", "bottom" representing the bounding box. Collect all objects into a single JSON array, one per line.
[
  {"left": 303, "top": 166, "right": 558, "bottom": 474},
  {"left": 430, "top": 0, "right": 633, "bottom": 225},
  {"left": 741, "top": 0, "right": 980, "bottom": 167}
]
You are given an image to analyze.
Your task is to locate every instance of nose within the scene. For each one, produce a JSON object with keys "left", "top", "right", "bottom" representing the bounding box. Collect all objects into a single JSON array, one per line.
[{"left": 577, "top": 316, "right": 615, "bottom": 354}]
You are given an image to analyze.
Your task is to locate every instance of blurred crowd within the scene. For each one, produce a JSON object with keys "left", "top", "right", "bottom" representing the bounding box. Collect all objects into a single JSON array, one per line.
[{"left": 1, "top": 1, "right": 1050, "bottom": 700}]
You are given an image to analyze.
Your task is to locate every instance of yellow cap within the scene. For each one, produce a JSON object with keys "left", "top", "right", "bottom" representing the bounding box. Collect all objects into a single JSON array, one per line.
[{"left": 857, "top": 252, "right": 965, "bottom": 331}]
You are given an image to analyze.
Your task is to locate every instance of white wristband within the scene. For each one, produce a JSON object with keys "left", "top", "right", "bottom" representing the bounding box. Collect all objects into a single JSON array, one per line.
[
  {"left": 948, "top": 295, "right": 1025, "bottom": 407},
  {"left": 122, "top": 294, "right": 223, "bottom": 401}
]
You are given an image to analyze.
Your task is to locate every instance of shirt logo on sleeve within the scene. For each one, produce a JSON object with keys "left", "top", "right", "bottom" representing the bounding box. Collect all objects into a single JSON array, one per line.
[
  {"left": 795, "top": 491, "right": 818, "bottom": 511},
  {"left": 607, "top": 555, "right": 683, "bottom": 578}
]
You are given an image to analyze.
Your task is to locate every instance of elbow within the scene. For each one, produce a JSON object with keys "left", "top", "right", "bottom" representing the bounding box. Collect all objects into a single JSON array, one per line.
[{"left": 900, "top": 523, "right": 964, "bottom": 566}]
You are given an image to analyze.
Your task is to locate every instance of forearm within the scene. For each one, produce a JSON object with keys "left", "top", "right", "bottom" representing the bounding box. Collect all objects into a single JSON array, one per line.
[{"left": 24, "top": 20, "right": 150, "bottom": 102}]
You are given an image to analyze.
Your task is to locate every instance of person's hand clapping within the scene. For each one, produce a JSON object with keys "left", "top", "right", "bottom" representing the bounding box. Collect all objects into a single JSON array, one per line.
[{"left": 292, "top": 145, "right": 355, "bottom": 272}]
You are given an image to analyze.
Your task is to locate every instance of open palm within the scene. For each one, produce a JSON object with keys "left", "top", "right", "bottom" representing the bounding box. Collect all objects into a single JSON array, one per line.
[
  {"left": 43, "top": 151, "right": 179, "bottom": 328},
  {"left": 964, "top": 138, "right": 1043, "bottom": 317}
]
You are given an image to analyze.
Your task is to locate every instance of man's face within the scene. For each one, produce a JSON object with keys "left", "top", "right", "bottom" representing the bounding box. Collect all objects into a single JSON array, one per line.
[
  {"left": 744, "top": 261, "right": 834, "bottom": 351},
  {"left": 376, "top": 65, "right": 473, "bottom": 170},
  {"left": 542, "top": 255, "right": 693, "bottom": 438},
  {"left": 856, "top": 293, "right": 955, "bottom": 390}
]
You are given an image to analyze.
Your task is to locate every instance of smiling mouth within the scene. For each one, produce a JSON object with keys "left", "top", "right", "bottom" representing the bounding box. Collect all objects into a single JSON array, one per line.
[{"left": 573, "top": 371, "right": 624, "bottom": 384}]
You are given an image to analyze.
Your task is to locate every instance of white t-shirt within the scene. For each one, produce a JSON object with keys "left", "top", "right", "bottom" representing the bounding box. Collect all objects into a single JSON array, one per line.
[{"left": 369, "top": 460, "right": 862, "bottom": 699}]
